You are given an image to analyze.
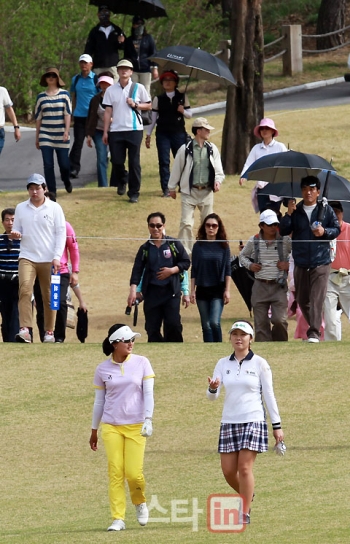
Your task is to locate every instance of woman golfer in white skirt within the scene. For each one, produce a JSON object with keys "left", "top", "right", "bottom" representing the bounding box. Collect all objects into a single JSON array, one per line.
[{"left": 207, "top": 320, "right": 284, "bottom": 524}]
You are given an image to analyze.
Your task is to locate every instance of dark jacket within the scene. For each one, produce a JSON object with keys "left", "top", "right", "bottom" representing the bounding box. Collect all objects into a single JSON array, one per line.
[
  {"left": 124, "top": 33, "right": 156, "bottom": 73},
  {"left": 84, "top": 23, "right": 124, "bottom": 68},
  {"left": 85, "top": 92, "right": 104, "bottom": 137},
  {"left": 156, "top": 90, "right": 186, "bottom": 134},
  {"left": 130, "top": 236, "right": 190, "bottom": 297},
  {"left": 279, "top": 201, "right": 340, "bottom": 268}
]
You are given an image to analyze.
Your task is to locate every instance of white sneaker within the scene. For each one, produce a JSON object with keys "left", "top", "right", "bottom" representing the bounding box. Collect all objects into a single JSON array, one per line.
[
  {"left": 307, "top": 337, "right": 320, "bottom": 343},
  {"left": 136, "top": 503, "right": 149, "bottom": 526},
  {"left": 43, "top": 331, "right": 55, "bottom": 343},
  {"left": 16, "top": 327, "right": 31, "bottom": 343},
  {"left": 107, "top": 519, "right": 125, "bottom": 531}
]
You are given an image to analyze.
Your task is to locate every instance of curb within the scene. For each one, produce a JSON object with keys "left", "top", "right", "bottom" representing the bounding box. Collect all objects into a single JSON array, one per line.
[{"left": 192, "top": 76, "right": 346, "bottom": 115}]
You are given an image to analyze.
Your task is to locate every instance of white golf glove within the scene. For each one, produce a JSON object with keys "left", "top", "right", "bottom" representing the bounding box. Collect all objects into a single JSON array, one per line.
[
  {"left": 274, "top": 441, "right": 287, "bottom": 456},
  {"left": 141, "top": 419, "right": 153, "bottom": 437}
]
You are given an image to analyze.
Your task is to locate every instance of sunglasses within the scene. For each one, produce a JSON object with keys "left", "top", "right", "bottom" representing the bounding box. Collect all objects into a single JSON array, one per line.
[
  {"left": 46, "top": 73, "right": 58, "bottom": 78},
  {"left": 264, "top": 223, "right": 279, "bottom": 227},
  {"left": 148, "top": 223, "right": 163, "bottom": 229},
  {"left": 205, "top": 223, "right": 219, "bottom": 228},
  {"left": 118, "top": 337, "right": 135, "bottom": 343}
]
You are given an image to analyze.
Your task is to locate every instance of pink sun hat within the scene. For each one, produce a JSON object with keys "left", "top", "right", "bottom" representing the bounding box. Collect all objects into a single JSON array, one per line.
[{"left": 253, "top": 118, "right": 278, "bottom": 138}]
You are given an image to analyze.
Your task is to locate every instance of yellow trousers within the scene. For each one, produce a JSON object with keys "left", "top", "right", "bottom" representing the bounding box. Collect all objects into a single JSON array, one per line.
[{"left": 101, "top": 423, "right": 147, "bottom": 520}]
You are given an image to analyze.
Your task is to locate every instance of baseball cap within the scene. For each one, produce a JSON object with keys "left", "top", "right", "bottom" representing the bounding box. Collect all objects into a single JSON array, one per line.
[
  {"left": 108, "top": 325, "right": 141, "bottom": 343},
  {"left": 117, "top": 59, "right": 134, "bottom": 69},
  {"left": 259, "top": 209, "right": 280, "bottom": 225},
  {"left": 229, "top": 321, "right": 254, "bottom": 337},
  {"left": 79, "top": 54, "right": 93, "bottom": 63},
  {"left": 26, "top": 173, "right": 46, "bottom": 188},
  {"left": 192, "top": 117, "right": 215, "bottom": 130}
]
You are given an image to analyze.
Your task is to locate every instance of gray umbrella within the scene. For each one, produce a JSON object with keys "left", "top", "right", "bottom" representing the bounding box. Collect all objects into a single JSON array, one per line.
[{"left": 149, "top": 45, "right": 236, "bottom": 86}]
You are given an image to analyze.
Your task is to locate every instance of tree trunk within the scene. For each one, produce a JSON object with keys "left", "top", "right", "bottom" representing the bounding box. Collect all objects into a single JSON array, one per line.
[
  {"left": 316, "top": 0, "right": 346, "bottom": 50},
  {"left": 221, "top": 0, "right": 264, "bottom": 175}
]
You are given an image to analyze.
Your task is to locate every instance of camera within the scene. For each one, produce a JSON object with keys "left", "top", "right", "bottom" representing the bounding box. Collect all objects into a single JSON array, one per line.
[
  {"left": 277, "top": 276, "right": 287, "bottom": 288},
  {"left": 125, "top": 299, "right": 140, "bottom": 315}
]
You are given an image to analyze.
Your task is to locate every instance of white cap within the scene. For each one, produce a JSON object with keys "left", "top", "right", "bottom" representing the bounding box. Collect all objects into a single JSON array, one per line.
[
  {"left": 108, "top": 325, "right": 141, "bottom": 343},
  {"left": 259, "top": 209, "right": 279, "bottom": 225},
  {"left": 229, "top": 321, "right": 254, "bottom": 337},
  {"left": 79, "top": 54, "right": 93, "bottom": 63},
  {"left": 27, "top": 173, "right": 46, "bottom": 188}
]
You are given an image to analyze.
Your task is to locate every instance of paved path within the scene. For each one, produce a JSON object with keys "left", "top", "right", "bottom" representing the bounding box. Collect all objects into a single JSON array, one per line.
[{"left": 0, "top": 128, "right": 97, "bottom": 192}]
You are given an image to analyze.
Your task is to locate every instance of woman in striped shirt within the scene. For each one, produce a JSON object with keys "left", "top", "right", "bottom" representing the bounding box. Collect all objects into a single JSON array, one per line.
[{"left": 35, "top": 67, "right": 72, "bottom": 195}]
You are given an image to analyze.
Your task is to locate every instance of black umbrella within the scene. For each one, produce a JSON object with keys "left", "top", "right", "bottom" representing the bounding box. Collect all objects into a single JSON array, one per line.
[
  {"left": 259, "top": 171, "right": 350, "bottom": 202},
  {"left": 149, "top": 45, "right": 236, "bottom": 86},
  {"left": 243, "top": 150, "right": 335, "bottom": 184},
  {"left": 230, "top": 256, "right": 254, "bottom": 313},
  {"left": 89, "top": 0, "right": 167, "bottom": 19},
  {"left": 76, "top": 308, "right": 88, "bottom": 343}
]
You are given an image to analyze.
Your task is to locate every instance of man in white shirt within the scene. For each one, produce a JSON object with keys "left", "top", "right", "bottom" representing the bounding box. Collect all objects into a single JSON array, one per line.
[
  {"left": 0, "top": 86, "right": 21, "bottom": 156},
  {"left": 103, "top": 59, "right": 151, "bottom": 203},
  {"left": 11, "top": 174, "right": 66, "bottom": 343}
]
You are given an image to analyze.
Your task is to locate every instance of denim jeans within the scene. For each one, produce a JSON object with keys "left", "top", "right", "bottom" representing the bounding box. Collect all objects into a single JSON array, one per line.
[
  {"left": 40, "top": 146, "right": 70, "bottom": 193},
  {"left": 156, "top": 131, "right": 187, "bottom": 193},
  {"left": 196, "top": 298, "right": 224, "bottom": 342},
  {"left": 92, "top": 130, "right": 108, "bottom": 187},
  {"left": 0, "top": 127, "right": 5, "bottom": 155}
]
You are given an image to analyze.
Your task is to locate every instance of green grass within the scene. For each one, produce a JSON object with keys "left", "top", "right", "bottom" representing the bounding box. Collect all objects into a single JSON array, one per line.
[
  {"left": 1, "top": 341, "right": 350, "bottom": 543},
  {"left": 2, "top": 103, "right": 350, "bottom": 541}
]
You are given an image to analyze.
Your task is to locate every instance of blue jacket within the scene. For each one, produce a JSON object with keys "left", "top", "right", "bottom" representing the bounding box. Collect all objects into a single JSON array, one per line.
[{"left": 279, "top": 201, "right": 340, "bottom": 268}]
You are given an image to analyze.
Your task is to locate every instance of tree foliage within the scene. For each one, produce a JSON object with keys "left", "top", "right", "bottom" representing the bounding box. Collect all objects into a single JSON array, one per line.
[{"left": 0, "top": 0, "right": 223, "bottom": 115}]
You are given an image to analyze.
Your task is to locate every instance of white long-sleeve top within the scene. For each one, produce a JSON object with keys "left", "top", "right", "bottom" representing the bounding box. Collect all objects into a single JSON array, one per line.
[
  {"left": 207, "top": 350, "right": 281, "bottom": 425},
  {"left": 13, "top": 197, "right": 66, "bottom": 262},
  {"left": 240, "top": 139, "right": 288, "bottom": 179}
]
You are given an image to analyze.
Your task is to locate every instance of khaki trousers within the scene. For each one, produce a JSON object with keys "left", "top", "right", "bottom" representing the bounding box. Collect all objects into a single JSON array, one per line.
[
  {"left": 94, "top": 66, "right": 119, "bottom": 82},
  {"left": 18, "top": 259, "right": 55, "bottom": 331},
  {"left": 251, "top": 279, "right": 288, "bottom": 342},
  {"left": 131, "top": 72, "right": 152, "bottom": 96},
  {"left": 178, "top": 188, "right": 213, "bottom": 255}
]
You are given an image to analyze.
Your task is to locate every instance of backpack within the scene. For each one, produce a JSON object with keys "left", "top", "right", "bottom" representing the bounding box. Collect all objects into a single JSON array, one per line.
[
  {"left": 176, "top": 139, "right": 213, "bottom": 189},
  {"left": 129, "top": 82, "right": 152, "bottom": 126},
  {"left": 141, "top": 239, "right": 184, "bottom": 281},
  {"left": 72, "top": 73, "right": 99, "bottom": 93}
]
